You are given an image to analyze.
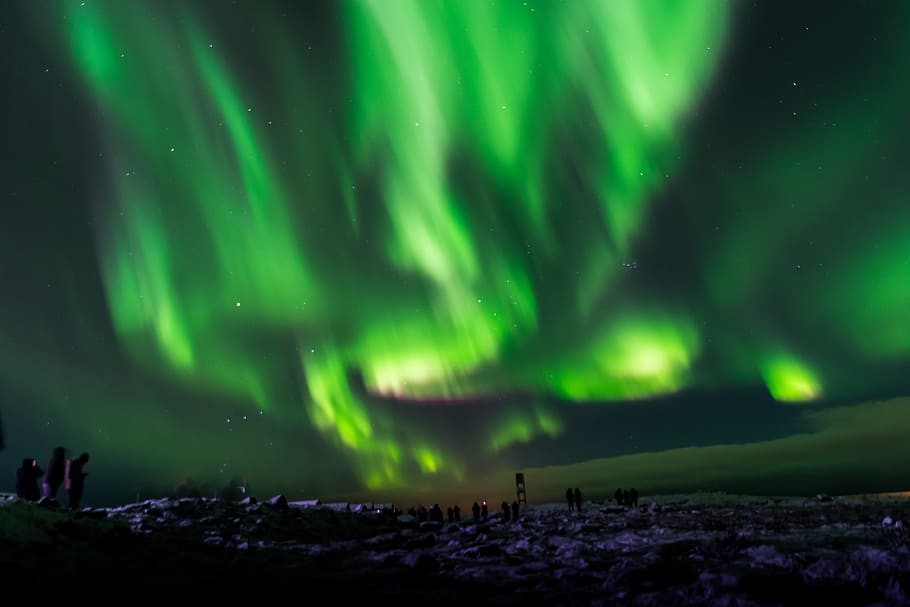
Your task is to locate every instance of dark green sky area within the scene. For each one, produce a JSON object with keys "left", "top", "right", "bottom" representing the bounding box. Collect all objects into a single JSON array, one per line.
[{"left": 2, "top": 0, "right": 910, "bottom": 506}]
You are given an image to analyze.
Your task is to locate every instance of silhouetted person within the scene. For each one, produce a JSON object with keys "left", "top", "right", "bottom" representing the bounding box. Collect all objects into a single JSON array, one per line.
[
  {"left": 16, "top": 458, "right": 43, "bottom": 501},
  {"left": 65, "top": 452, "right": 90, "bottom": 510},
  {"left": 573, "top": 487, "right": 582, "bottom": 512},
  {"left": 481, "top": 500, "right": 489, "bottom": 521},
  {"left": 472, "top": 501, "right": 481, "bottom": 523},
  {"left": 453, "top": 504, "right": 461, "bottom": 521},
  {"left": 614, "top": 487, "right": 623, "bottom": 505},
  {"left": 629, "top": 487, "right": 639, "bottom": 508},
  {"left": 447, "top": 506, "right": 455, "bottom": 523},
  {"left": 566, "top": 487, "right": 574, "bottom": 512},
  {"left": 621, "top": 489, "right": 631, "bottom": 507},
  {"left": 417, "top": 505, "right": 428, "bottom": 522},
  {"left": 501, "top": 501, "right": 511, "bottom": 522},
  {"left": 43, "top": 446, "right": 66, "bottom": 500},
  {"left": 511, "top": 500, "right": 519, "bottom": 522},
  {"left": 430, "top": 503, "right": 444, "bottom": 523}
]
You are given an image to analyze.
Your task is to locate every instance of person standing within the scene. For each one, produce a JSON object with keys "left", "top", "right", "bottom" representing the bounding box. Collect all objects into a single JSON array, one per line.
[
  {"left": 565, "top": 487, "right": 574, "bottom": 512},
  {"left": 573, "top": 487, "right": 582, "bottom": 512},
  {"left": 65, "top": 452, "right": 90, "bottom": 510},
  {"left": 16, "top": 458, "right": 43, "bottom": 501},
  {"left": 43, "top": 446, "right": 66, "bottom": 500}
]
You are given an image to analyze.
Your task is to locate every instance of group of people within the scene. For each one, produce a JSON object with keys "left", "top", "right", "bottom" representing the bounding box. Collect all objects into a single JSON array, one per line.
[
  {"left": 467, "top": 499, "right": 521, "bottom": 523},
  {"left": 406, "top": 499, "right": 522, "bottom": 525},
  {"left": 564, "top": 486, "right": 642, "bottom": 511},
  {"left": 15, "top": 446, "right": 91, "bottom": 510},
  {"left": 565, "top": 487, "right": 583, "bottom": 511},
  {"left": 499, "top": 500, "right": 521, "bottom": 522},
  {"left": 614, "top": 487, "right": 640, "bottom": 507},
  {"left": 407, "top": 503, "right": 450, "bottom": 523}
]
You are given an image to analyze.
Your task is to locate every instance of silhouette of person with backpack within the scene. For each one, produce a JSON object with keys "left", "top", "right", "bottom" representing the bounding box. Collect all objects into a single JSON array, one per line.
[
  {"left": 43, "top": 446, "right": 66, "bottom": 500},
  {"left": 65, "top": 452, "right": 90, "bottom": 510}
]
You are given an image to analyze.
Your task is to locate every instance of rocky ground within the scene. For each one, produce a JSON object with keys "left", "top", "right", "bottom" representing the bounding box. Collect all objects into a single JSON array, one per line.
[{"left": 2, "top": 492, "right": 910, "bottom": 605}]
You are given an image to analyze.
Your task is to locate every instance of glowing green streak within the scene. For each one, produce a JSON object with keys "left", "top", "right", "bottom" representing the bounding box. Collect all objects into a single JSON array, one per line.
[
  {"left": 550, "top": 313, "right": 701, "bottom": 400},
  {"left": 700, "top": 10, "right": 910, "bottom": 391},
  {"left": 103, "top": 186, "right": 194, "bottom": 371},
  {"left": 61, "top": 3, "right": 320, "bottom": 408},
  {"left": 347, "top": 0, "right": 726, "bottom": 406},
  {"left": 761, "top": 355, "right": 822, "bottom": 402},
  {"left": 819, "top": 219, "right": 910, "bottom": 359},
  {"left": 302, "top": 344, "right": 464, "bottom": 487},
  {"left": 304, "top": 348, "right": 374, "bottom": 449},
  {"left": 561, "top": 1, "right": 728, "bottom": 254},
  {"left": 489, "top": 406, "right": 564, "bottom": 453},
  {"left": 49, "top": 0, "right": 731, "bottom": 490}
]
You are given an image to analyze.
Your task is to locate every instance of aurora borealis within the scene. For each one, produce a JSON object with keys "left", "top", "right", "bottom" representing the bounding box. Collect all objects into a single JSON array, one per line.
[{"left": 3, "top": 1, "right": 910, "bottom": 505}]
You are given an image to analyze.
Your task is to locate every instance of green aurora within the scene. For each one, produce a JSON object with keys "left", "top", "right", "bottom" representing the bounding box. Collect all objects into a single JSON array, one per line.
[{"left": 3, "top": 0, "right": 910, "bottom": 504}]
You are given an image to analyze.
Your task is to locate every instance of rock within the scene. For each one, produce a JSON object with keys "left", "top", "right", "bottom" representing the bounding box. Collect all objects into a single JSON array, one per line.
[
  {"left": 37, "top": 496, "right": 59, "bottom": 508},
  {"left": 290, "top": 499, "right": 322, "bottom": 508},
  {"left": 266, "top": 495, "right": 289, "bottom": 511},
  {"left": 454, "top": 543, "right": 502, "bottom": 559},
  {"left": 401, "top": 551, "right": 437, "bottom": 572},
  {"left": 406, "top": 533, "right": 437, "bottom": 549},
  {"left": 13, "top": 492, "right": 910, "bottom": 605},
  {"left": 477, "top": 543, "right": 502, "bottom": 558},
  {"left": 240, "top": 496, "right": 258, "bottom": 505}
]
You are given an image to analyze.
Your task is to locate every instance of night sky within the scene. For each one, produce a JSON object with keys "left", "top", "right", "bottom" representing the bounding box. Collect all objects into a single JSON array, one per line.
[{"left": 3, "top": 0, "right": 910, "bottom": 507}]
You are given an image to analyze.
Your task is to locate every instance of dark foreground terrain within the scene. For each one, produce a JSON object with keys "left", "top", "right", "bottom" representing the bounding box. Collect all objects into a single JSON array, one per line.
[{"left": 2, "top": 493, "right": 910, "bottom": 605}]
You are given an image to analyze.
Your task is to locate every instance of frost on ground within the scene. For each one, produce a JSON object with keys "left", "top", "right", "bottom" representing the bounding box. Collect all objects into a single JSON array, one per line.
[{"left": 2, "top": 492, "right": 910, "bottom": 605}]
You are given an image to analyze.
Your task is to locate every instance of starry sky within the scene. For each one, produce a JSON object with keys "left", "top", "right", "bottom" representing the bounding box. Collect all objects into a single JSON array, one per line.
[{"left": 2, "top": 0, "right": 910, "bottom": 507}]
